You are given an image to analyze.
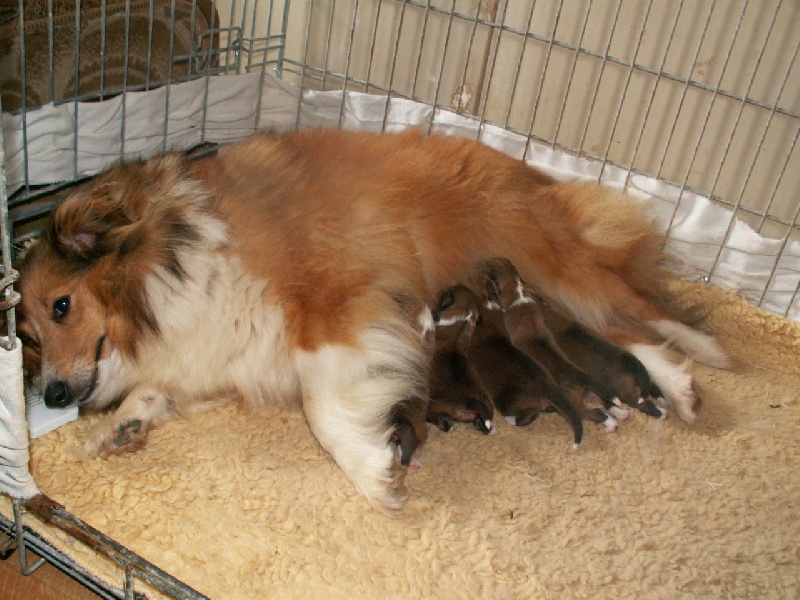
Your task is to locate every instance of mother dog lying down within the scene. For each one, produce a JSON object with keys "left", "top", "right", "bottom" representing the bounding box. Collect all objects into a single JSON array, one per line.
[{"left": 18, "top": 128, "right": 729, "bottom": 513}]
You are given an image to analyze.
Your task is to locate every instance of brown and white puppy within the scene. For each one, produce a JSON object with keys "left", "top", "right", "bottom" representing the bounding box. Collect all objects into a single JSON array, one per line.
[
  {"left": 484, "top": 258, "right": 624, "bottom": 433},
  {"left": 485, "top": 258, "right": 668, "bottom": 420},
  {"left": 426, "top": 286, "right": 495, "bottom": 435},
  {"left": 467, "top": 283, "right": 584, "bottom": 446},
  {"left": 18, "top": 129, "right": 729, "bottom": 513}
]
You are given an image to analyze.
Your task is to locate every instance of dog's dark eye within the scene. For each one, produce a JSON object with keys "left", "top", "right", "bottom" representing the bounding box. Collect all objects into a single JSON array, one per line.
[{"left": 52, "top": 295, "right": 71, "bottom": 322}]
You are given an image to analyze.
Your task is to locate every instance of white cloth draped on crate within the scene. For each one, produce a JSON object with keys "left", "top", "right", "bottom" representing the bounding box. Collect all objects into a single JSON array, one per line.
[
  {"left": 0, "top": 339, "right": 39, "bottom": 498},
  {"left": 2, "top": 71, "right": 798, "bottom": 321}
]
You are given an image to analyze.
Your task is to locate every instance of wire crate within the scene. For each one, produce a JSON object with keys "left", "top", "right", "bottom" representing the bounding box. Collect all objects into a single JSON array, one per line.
[{"left": 1, "top": 1, "right": 799, "bottom": 597}]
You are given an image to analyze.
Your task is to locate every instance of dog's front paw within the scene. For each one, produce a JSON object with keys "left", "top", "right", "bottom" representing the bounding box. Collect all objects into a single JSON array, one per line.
[{"left": 84, "top": 418, "right": 150, "bottom": 456}]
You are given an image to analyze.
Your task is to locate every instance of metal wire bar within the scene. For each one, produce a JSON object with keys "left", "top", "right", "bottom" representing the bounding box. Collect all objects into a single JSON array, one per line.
[
  {"left": 0, "top": 94, "right": 19, "bottom": 351},
  {"left": 200, "top": 1, "right": 220, "bottom": 142},
  {"left": 12, "top": 499, "right": 45, "bottom": 576},
  {"left": 475, "top": 0, "right": 511, "bottom": 132},
  {"left": 380, "top": 0, "right": 410, "bottom": 129},
  {"left": 319, "top": 0, "right": 339, "bottom": 92},
  {"left": 99, "top": 1, "right": 107, "bottom": 98},
  {"left": 425, "top": 0, "right": 458, "bottom": 133},
  {"left": 522, "top": 0, "right": 564, "bottom": 161},
  {"left": 758, "top": 127, "right": 800, "bottom": 310},
  {"left": 22, "top": 494, "right": 209, "bottom": 599},
  {"left": 663, "top": 0, "right": 748, "bottom": 238},
  {"left": 17, "top": 0, "right": 31, "bottom": 196},
  {"left": 71, "top": 0, "right": 82, "bottom": 182},
  {"left": 255, "top": 0, "right": 282, "bottom": 129},
  {"left": 120, "top": 0, "right": 133, "bottom": 159},
  {"left": 598, "top": 0, "right": 655, "bottom": 181},
  {"left": 295, "top": 0, "right": 318, "bottom": 128},
  {"left": 0, "top": 508, "right": 127, "bottom": 599},
  {"left": 549, "top": 0, "right": 593, "bottom": 150},
  {"left": 452, "top": 0, "right": 484, "bottom": 115},
  {"left": 47, "top": 0, "right": 55, "bottom": 103},
  {"left": 575, "top": 0, "right": 622, "bottom": 155},
  {"left": 409, "top": 0, "right": 433, "bottom": 101},
  {"left": 501, "top": 0, "right": 537, "bottom": 131},
  {"left": 623, "top": 0, "right": 686, "bottom": 188},
  {"left": 337, "top": 0, "right": 363, "bottom": 127},
  {"left": 364, "top": 0, "right": 386, "bottom": 95},
  {"left": 146, "top": 0, "right": 155, "bottom": 89},
  {"left": 160, "top": 2, "right": 179, "bottom": 152},
  {"left": 705, "top": 1, "right": 784, "bottom": 280}
]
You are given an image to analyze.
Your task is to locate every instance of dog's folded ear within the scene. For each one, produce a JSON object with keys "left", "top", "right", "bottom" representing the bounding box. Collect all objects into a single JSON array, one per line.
[{"left": 48, "top": 155, "right": 189, "bottom": 264}]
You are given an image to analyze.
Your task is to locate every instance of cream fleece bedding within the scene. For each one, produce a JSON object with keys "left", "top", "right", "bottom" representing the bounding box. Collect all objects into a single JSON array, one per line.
[{"left": 2, "top": 281, "right": 799, "bottom": 599}]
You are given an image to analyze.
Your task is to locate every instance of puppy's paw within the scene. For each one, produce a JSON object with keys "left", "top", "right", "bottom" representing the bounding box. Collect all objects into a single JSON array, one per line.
[{"left": 84, "top": 417, "right": 149, "bottom": 456}]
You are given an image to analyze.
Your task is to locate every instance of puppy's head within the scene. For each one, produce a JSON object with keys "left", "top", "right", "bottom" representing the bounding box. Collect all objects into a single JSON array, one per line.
[
  {"left": 18, "top": 154, "right": 210, "bottom": 410},
  {"left": 479, "top": 257, "right": 526, "bottom": 311},
  {"left": 432, "top": 285, "right": 480, "bottom": 347}
]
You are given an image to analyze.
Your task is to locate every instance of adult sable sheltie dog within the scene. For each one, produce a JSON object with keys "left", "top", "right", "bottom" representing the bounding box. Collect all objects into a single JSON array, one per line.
[{"left": 18, "top": 128, "right": 729, "bottom": 513}]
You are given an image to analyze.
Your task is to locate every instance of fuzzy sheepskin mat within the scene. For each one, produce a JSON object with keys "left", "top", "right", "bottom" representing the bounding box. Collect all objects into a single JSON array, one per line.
[{"left": 2, "top": 281, "right": 799, "bottom": 599}]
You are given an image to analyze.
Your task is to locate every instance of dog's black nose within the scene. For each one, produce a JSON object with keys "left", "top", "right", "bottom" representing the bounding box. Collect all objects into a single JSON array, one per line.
[{"left": 44, "top": 381, "right": 72, "bottom": 408}]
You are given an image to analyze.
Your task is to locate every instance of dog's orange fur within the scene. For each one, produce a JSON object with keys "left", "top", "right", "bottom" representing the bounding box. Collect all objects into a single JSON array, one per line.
[{"left": 18, "top": 129, "right": 729, "bottom": 513}]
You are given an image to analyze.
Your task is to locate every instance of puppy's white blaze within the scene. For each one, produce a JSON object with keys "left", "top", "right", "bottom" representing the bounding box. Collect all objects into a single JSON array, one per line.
[
  {"left": 435, "top": 314, "right": 471, "bottom": 327},
  {"left": 485, "top": 419, "right": 492, "bottom": 431},
  {"left": 628, "top": 343, "right": 697, "bottom": 424},
  {"left": 417, "top": 307, "right": 435, "bottom": 339},
  {"left": 508, "top": 279, "right": 535, "bottom": 309},
  {"left": 612, "top": 397, "right": 622, "bottom": 406},
  {"left": 638, "top": 397, "right": 645, "bottom": 405},
  {"left": 296, "top": 323, "right": 424, "bottom": 513},
  {"left": 650, "top": 319, "right": 731, "bottom": 369},
  {"left": 608, "top": 405, "right": 630, "bottom": 420}
]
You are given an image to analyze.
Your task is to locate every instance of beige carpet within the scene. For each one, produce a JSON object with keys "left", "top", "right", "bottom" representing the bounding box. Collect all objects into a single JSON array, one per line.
[{"left": 2, "top": 281, "right": 799, "bottom": 599}]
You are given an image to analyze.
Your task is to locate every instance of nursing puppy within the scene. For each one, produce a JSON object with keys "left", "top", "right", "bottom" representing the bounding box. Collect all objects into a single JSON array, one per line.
[
  {"left": 485, "top": 258, "right": 666, "bottom": 420},
  {"left": 484, "top": 258, "right": 627, "bottom": 433},
  {"left": 467, "top": 283, "right": 584, "bottom": 446},
  {"left": 426, "top": 286, "right": 494, "bottom": 435},
  {"left": 18, "top": 128, "right": 729, "bottom": 513}
]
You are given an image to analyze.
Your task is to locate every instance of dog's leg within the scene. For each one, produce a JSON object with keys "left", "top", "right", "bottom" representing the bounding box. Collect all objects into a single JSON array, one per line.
[
  {"left": 296, "top": 325, "right": 426, "bottom": 515},
  {"left": 83, "top": 386, "right": 174, "bottom": 456}
]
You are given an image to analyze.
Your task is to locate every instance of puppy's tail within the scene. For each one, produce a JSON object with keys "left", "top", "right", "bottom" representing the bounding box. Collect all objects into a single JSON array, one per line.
[{"left": 549, "top": 387, "right": 584, "bottom": 447}]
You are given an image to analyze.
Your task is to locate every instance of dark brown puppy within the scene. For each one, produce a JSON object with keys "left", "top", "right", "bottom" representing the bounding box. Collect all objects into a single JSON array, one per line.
[
  {"left": 468, "top": 286, "right": 584, "bottom": 446},
  {"left": 426, "top": 286, "right": 495, "bottom": 435},
  {"left": 484, "top": 259, "right": 622, "bottom": 433},
  {"left": 485, "top": 258, "right": 666, "bottom": 419}
]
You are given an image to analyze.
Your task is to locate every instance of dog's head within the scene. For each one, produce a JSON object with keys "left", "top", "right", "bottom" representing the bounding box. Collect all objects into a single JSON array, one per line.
[{"left": 18, "top": 154, "right": 214, "bottom": 410}]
